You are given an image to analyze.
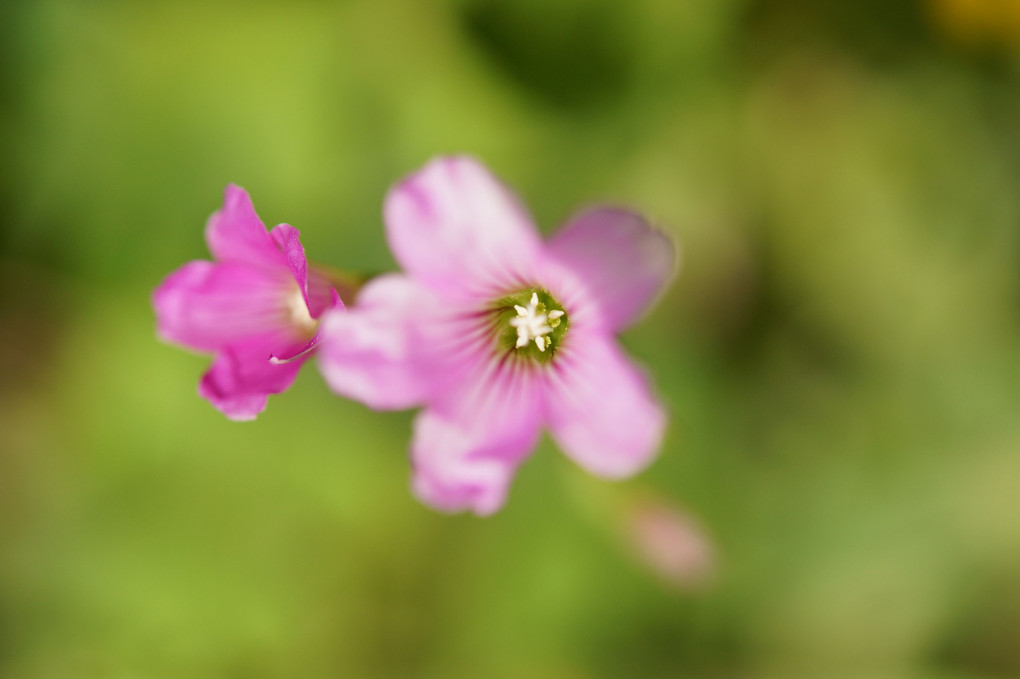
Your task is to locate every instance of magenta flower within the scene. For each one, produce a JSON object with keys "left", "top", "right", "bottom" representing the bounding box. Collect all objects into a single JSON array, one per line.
[
  {"left": 318, "top": 157, "right": 676, "bottom": 514},
  {"left": 154, "top": 185, "right": 342, "bottom": 420}
]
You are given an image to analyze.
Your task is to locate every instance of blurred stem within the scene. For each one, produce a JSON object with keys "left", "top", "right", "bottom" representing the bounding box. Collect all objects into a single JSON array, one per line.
[
  {"left": 562, "top": 465, "right": 631, "bottom": 526},
  {"left": 312, "top": 263, "right": 369, "bottom": 306},
  {"left": 562, "top": 467, "right": 717, "bottom": 590}
]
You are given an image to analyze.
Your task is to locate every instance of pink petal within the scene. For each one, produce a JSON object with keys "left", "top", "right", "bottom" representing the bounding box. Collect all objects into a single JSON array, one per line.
[
  {"left": 411, "top": 360, "right": 544, "bottom": 516},
  {"left": 545, "top": 207, "right": 677, "bottom": 332},
  {"left": 153, "top": 260, "right": 296, "bottom": 353},
  {"left": 306, "top": 271, "right": 344, "bottom": 320},
  {"left": 546, "top": 333, "right": 666, "bottom": 478},
  {"left": 270, "top": 223, "right": 342, "bottom": 318},
  {"left": 198, "top": 335, "right": 305, "bottom": 420},
  {"left": 205, "top": 185, "right": 286, "bottom": 268},
  {"left": 317, "top": 275, "right": 453, "bottom": 410},
  {"left": 384, "top": 156, "right": 542, "bottom": 298}
]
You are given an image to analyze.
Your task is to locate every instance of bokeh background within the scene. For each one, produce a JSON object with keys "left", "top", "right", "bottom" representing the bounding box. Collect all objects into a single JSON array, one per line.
[{"left": 3, "top": 0, "right": 1020, "bottom": 677}]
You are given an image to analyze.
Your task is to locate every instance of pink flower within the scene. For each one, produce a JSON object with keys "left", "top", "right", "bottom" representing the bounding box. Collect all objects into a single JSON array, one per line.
[
  {"left": 153, "top": 185, "right": 342, "bottom": 420},
  {"left": 623, "top": 497, "right": 715, "bottom": 590},
  {"left": 318, "top": 157, "right": 676, "bottom": 514}
]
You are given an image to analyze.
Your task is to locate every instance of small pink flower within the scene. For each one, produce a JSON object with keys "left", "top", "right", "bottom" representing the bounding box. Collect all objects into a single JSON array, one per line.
[
  {"left": 624, "top": 497, "right": 715, "bottom": 590},
  {"left": 318, "top": 157, "right": 677, "bottom": 514},
  {"left": 154, "top": 185, "right": 342, "bottom": 420}
]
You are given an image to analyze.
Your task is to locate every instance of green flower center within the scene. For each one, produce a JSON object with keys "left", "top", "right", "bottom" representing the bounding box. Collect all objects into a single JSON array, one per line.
[{"left": 490, "top": 288, "right": 569, "bottom": 364}]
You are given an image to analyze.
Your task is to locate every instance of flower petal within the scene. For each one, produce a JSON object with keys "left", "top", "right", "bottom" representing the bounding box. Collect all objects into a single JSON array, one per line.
[
  {"left": 411, "top": 361, "right": 543, "bottom": 515},
  {"left": 198, "top": 335, "right": 305, "bottom": 420},
  {"left": 205, "top": 184, "right": 286, "bottom": 268},
  {"left": 545, "top": 207, "right": 677, "bottom": 332},
  {"left": 153, "top": 260, "right": 296, "bottom": 353},
  {"left": 546, "top": 334, "right": 666, "bottom": 478},
  {"left": 384, "top": 156, "right": 542, "bottom": 297},
  {"left": 270, "top": 223, "right": 342, "bottom": 318},
  {"left": 317, "top": 275, "right": 452, "bottom": 410}
]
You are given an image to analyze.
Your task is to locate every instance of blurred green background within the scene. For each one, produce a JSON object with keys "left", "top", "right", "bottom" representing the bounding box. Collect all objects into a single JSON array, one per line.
[{"left": 3, "top": 0, "right": 1020, "bottom": 677}]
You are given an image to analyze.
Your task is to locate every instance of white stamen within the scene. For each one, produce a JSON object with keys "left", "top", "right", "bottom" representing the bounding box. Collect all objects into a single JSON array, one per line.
[{"left": 509, "top": 292, "right": 561, "bottom": 352}]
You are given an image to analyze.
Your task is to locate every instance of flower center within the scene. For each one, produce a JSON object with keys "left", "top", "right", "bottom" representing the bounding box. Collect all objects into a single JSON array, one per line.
[
  {"left": 510, "top": 292, "right": 562, "bottom": 352},
  {"left": 491, "top": 288, "right": 568, "bottom": 363},
  {"left": 286, "top": 287, "right": 318, "bottom": 337}
]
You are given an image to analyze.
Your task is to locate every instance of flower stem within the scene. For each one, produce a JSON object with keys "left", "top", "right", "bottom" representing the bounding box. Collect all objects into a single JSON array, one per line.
[{"left": 312, "top": 263, "right": 368, "bottom": 305}]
